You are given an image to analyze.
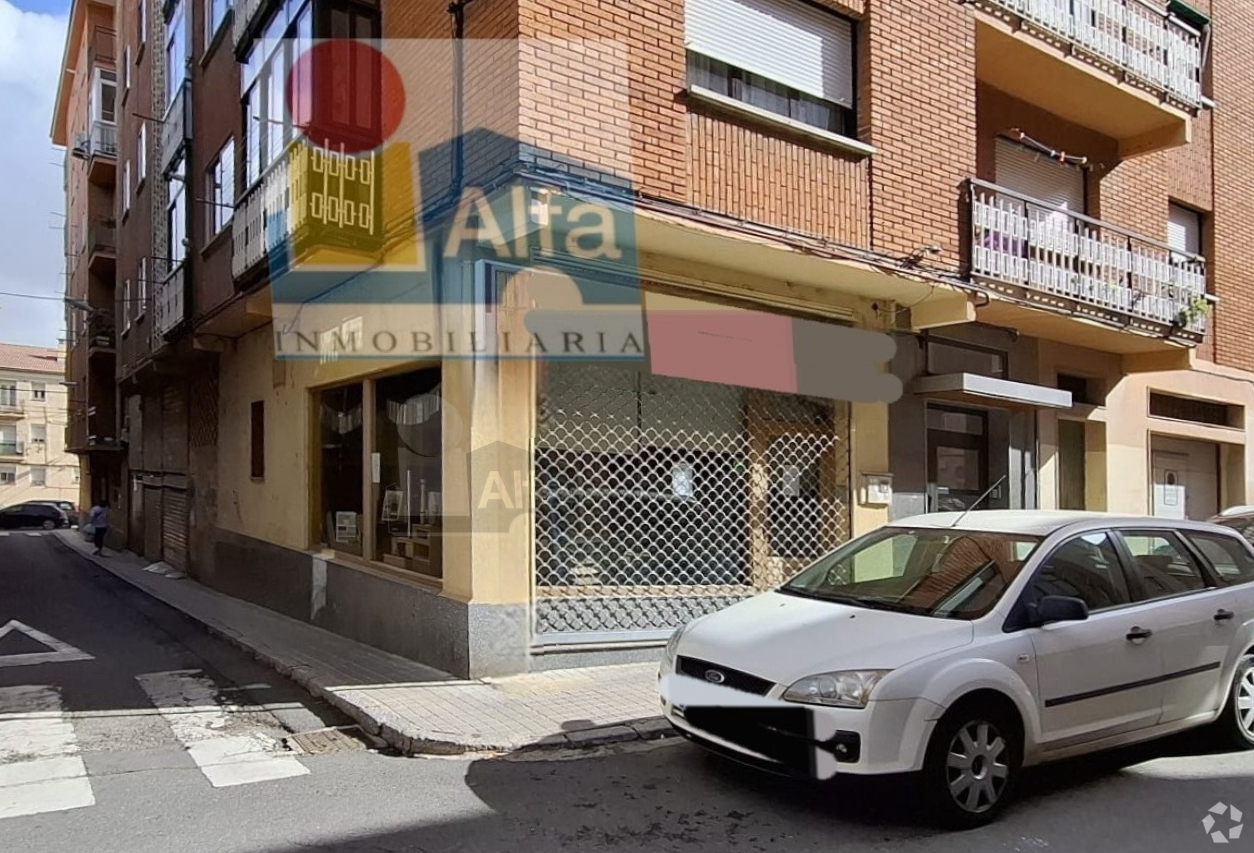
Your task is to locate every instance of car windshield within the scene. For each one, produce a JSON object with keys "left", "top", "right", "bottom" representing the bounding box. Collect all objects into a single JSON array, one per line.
[{"left": 781, "top": 527, "right": 1043, "bottom": 620}]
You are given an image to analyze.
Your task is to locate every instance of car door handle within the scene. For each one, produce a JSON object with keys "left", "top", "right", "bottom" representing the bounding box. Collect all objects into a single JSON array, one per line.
[
  {"left": 1215, "top": 609, "right": 1236, "bottom": 622},
  {"left": 1126, "top": 627, "right": 1154, "bottom": 641}
]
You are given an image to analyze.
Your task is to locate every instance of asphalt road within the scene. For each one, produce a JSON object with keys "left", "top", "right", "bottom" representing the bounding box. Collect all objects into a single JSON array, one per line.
[{"left": 3, "top": 531, "right": 1254, "bottom": 853}]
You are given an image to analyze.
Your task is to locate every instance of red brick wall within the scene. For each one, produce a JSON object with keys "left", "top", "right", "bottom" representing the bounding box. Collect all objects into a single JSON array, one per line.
[
  {"left": 865, "top": 0, "right": 977, "bottom": 263},
  {"left": 1209, "top": 0, "right": 1254, "bottom": 372}
]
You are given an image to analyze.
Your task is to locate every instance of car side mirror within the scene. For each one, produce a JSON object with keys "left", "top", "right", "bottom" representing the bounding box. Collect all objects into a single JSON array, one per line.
[{"left": 1033, "top": 595, "right": 1090, "bottom": 626}]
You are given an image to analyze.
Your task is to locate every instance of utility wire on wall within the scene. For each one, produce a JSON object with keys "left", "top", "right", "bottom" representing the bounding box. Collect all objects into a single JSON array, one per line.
[{"left": 1007, "top": 127, "right": 1090, "bottom": 168}]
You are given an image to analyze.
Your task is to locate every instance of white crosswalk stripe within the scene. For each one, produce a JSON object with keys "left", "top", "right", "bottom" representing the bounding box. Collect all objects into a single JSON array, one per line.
[
  {"left": 135, "top": 670, "right": 309, "bottom": 788},
  {"left": 0, "top": 532, "right": 8, "bottom": 537},
  {"left": 24, "top": 532, "right": 42, "bottom": 538},
  {"left": 0, "top": 686, "right": 94, "bottom": 820}
]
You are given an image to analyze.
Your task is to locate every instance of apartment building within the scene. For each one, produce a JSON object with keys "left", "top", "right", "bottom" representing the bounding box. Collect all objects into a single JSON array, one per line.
[
  {"left": 0, "top": 344, "right": 80, "bottom": 508},
  {"left": 50, "top": 0, "right": 123, "bottom": 524},
  {"left": 54, "top": 0, "right": 1254, "bottom": 676}
]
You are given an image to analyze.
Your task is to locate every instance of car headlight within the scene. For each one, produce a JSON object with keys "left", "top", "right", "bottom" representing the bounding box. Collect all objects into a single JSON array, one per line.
[
  {"left": 781, "top": 670, "right": 891, "bottom": 708},
  {"left": 662, "top": 624, "right": 688, "bottom": 668}
]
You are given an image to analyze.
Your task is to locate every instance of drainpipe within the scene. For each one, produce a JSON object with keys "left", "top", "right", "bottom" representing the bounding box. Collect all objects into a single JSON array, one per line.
[{"left": 448, "top": 0, "right": 480, "bottom": 200}]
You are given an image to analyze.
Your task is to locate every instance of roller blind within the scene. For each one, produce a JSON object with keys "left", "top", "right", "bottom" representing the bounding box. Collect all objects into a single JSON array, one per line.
[
  {"left": 994, "top": 138, "right": 1085, "bottom": 213},
  {"left": 686, "top": 0, "right": 855, "bottom": 108},
  {"left": 1168, "top": 203, "right": 1201, "bottom": 255}
]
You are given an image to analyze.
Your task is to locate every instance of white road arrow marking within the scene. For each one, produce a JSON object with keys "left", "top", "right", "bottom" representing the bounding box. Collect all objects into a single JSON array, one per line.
[
  {"left": 0, "top": 685, "right": 94, "bottom": 819},
  {"left": 0, "top": 622, "right": 94, "bottom": 669}
]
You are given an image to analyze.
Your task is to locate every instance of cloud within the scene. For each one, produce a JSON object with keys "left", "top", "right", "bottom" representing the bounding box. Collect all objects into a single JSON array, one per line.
[{"left": 0, "top": 0, "right": 70, "bottom": 348}]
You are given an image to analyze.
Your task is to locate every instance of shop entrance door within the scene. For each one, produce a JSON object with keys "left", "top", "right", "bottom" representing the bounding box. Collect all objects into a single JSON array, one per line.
[{"left": 927, "top": 405, "right": 991, "bottom": 513}]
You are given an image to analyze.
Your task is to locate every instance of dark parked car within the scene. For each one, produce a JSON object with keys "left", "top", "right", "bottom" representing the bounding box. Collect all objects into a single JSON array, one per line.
[
  {"left": 0, "top": 502, "right": 70, "bottom": 530},
  {"left": 32, "top": 500, "right": 78, "bottom": 525}
]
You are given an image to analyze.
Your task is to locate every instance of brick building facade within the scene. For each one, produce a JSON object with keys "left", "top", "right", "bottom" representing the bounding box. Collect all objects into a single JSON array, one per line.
[{"left": 53, "top": 0, "right": 1254, "bottom": 676}]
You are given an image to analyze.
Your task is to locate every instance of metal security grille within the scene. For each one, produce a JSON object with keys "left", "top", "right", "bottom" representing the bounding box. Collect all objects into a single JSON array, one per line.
[{"left": 534, "top": 363, "right": 851, "bottom": 642}]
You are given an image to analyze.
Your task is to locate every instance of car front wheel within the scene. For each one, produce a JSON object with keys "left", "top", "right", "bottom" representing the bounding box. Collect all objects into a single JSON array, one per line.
[
  {"left": 922, "top": 703, "right": 1022, "bottom": 830},
  {"left": 41, "top": 519, "right": 56, "bottom": 530},
  {"left": 1215, "top": 655, "right": 1254, "bottom": 751}
]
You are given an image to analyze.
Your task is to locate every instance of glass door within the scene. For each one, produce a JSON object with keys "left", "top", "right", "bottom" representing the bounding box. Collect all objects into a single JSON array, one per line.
[{"left": 927, "top": 405, "right": 990, "bottom": 513}]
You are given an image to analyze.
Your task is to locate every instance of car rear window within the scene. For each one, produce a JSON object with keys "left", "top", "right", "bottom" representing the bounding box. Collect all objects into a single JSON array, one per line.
[{"left": 1183, "top": 531, "right": 1254, "bottom": 585}]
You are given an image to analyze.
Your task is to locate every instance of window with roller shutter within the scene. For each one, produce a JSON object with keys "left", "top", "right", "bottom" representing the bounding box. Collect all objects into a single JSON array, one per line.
[{"left": 685, "top": 0, "right": 857, "bottom": 138}]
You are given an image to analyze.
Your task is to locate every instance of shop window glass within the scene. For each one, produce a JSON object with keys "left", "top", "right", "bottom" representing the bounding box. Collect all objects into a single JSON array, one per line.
[
  {"left": 320, "top": 384, "right": 364, "bottom": 555},
  {"left": 373, "top": 369, "right": 442, "bottom": 579}
]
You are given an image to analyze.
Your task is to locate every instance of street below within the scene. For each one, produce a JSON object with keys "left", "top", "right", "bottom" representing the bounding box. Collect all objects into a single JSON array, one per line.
[{"left": 2, "top": 532, "right": 1251, "bottom": 853}]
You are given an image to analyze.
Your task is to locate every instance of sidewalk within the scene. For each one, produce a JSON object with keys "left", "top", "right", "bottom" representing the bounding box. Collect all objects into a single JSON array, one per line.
[{"left": 53, "top": 532, "right": 672, "bottom": 756}]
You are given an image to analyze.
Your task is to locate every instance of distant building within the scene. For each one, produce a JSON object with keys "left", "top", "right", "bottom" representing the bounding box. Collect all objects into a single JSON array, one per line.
[{"left": 0, "top": 343, "right": 79, "bottom": 509}]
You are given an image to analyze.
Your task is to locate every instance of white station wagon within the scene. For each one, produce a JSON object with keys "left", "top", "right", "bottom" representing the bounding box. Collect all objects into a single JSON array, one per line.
[{"left": 658, "top": 511, "right": 1254, "bottom": 828}]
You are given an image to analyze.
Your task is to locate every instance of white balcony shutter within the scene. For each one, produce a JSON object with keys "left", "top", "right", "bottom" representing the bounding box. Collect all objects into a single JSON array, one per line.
[
  {"left": 686, "top": 0, "right": 854, "bottom": 107},
  {"left": 994, "top": 138, "right": 1085, "bottom": 213},
  {"left": 1168, "top": 203, "right": 1201, "bottom": 255}
]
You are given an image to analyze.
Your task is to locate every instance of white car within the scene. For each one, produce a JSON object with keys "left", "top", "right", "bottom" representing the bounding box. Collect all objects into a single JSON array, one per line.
[{"left": 658, "top": 511, "right": 1254, "bottom": 828}]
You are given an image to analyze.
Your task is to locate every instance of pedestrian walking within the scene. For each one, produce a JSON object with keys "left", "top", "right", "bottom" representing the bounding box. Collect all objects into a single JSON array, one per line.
[{"left": 89, "top": 500, "right": 109, "bottom": 556}]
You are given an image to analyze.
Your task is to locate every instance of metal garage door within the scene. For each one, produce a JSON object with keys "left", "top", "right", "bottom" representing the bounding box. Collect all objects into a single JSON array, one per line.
[
  {"left": 143, "top": 485, "right": 162, "bottom": 562},
  {"left": 162, "top": 488, "right": 189, "bottom": 572}
]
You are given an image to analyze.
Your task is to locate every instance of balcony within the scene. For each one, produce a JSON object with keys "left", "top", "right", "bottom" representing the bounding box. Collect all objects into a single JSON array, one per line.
[
  {"left": 87, "top": 221, "right": 116, "bottom": 275},
  {"left": 0, "top": 442, "right": 23, "bottom": 460},
  {"left": 161, "top": 81, "right": 191, "bottom": 177},
  {"left": 72, "top": 120, "right": 118, "bottom": 186},
  {"left": 87, "top": 315, "right": 117, "bottom": 355},
  {"left": 152, "top": 260, "right": 187, "bottom": 348},
  {"left": 968, "top": 179, "right": 1213, "bottom": 351},
  {"left": 972, "top": 0, "right": 1204, "bottom": 156}
]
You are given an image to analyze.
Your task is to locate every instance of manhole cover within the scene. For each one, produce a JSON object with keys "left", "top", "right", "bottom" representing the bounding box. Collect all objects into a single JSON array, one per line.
[{"left": 286, "top": 726, "right": 384, "bottom": 755}]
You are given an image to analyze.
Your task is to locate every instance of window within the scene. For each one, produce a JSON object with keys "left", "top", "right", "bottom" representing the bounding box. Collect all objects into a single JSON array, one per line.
[
  {"left": 1168, "top": 202, "right": 1203, "bottom": 258},
  {"left": 123, "top": 279, "right": 133, "bottom": 331},
  {"left": 30, "top": 424, "right": 46, "bottom": 446},
  {"left": 1149, "top": 391, "right": 1237, "bottom": 427},
  {"left": 0, "top": 383, "right": 16, "bottom": 408},
  {"left": 1023, "top": 532, "right": 1130, "bottom": 613},
  {"left": 685, "top": 0, "right": 855, "bottom": 138},
  {"left": 250, "top": 400, "right": 265, "bottom": 479},
  {"left": 137, "top": 257, "right": 148, "bottom": 318},
  {"left": 122, "top": 160, "right": 131, "bottom": 214},
  {"left": 0, "top": 425, "right": 15, "bottom": 453},
  {"left": 137, "top": 123, "right": 147, "bottom": 188},
  {"left": 926, "top": 340, "right": 1006, "bottom": 379},
  {"left": 783, "top": 528, "right": 1042, "bottom": 620},
  {"left": 123, "top": 45, "right": 131, "bottom": 92},
  {"left": 208, "top": 139, "right": 235, "bottom": 237},
  {"left": 242, "top": 1, "right": 314, "bottom": 186},
  {"left": 1184, "top": 532, "right": 1254, "bottom": 586},
  {"left": 0, "top": 467, "right": 14, "bottom": 486},
  {"left": 138, "top": 0, "right": 147, "bottom": 46},
  {"left": 207, "top": 0, "right": 231, "bottom": 49},
  {"left": 92, "top": 69, "right": 117, "bottom": 124},
  {"left": 1057, "top": 374, "right": 1097, "bottom": 406},
  {"left": 30, "top": 467, "right": 46, "bottom": 487},
  {"left": 373, "top": 369, "right": 442, "bottom": 577},
  {"left": 166, "top": 0, "right": 188, "bottom": 108},
  {"left": 168, "top": 157, "right": 187, "bottom": 266},
  {"left": 1120, "top": 531, "right": 1210, "bottom": 600},
  {"left": 319, "top": 384, "right": 364, "bottom": 556},
  {"left": 31, "top": 384, "right": 46, "bottom": 402}
]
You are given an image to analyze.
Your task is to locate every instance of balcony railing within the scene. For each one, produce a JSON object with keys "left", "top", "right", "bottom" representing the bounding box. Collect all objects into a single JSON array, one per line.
[
  {"left": 87, "top": 315, "right": 116, "bottom": 351},
  {"left": 975, "top": 0, "right": 1204, "bottom": 108},
  {"left": 73, "top": 120, "right": 118, "bottom": 161},
  {"left": 153, "top": 260, "right": 187, "bottom": 343},
  {"left": 969, "top": 179, "right": 1211, "bottom": 337},
  {"left": 232, "top": 156, "right": 291, "bottom": 280},
  {"left": 0, "top": 442, "right": 22, "bottom": 457}
]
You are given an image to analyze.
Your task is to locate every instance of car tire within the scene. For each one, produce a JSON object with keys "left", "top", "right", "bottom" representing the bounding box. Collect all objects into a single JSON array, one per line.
[
  {"left": 922, "top": 701, "right": 1023, "bottom": 830},
  {"left": 1214, "top": 655, "right": 1254, "bottom": 751},
  {"left": 41, "top": 519, "right": 55, "bottom": 531}
]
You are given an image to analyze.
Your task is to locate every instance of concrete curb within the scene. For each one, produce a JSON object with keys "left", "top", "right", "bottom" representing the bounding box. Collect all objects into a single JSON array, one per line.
[{"left": 50, "top": 533, "right": 676, "bottom": 757}]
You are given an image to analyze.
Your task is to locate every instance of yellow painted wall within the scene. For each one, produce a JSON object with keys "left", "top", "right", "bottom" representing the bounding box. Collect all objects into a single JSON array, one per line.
[{"left": 1037, "top": 341, "right": 1253, "bottom": 514}]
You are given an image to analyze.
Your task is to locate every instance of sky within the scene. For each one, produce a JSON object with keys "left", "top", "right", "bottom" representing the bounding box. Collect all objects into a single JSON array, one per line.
[{"left": 0, "top": 0, "right": 70, "bottom": 349}]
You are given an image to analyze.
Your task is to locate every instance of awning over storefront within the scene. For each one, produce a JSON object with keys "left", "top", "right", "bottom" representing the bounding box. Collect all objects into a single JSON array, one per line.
[{"left": 908, "top": 373, "right": 1072, "bottom": 410}]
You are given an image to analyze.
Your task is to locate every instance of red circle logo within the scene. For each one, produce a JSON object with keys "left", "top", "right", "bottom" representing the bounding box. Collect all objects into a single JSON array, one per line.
[{"left": 287, "top": 40, "right": 405, "bottom": 154}]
